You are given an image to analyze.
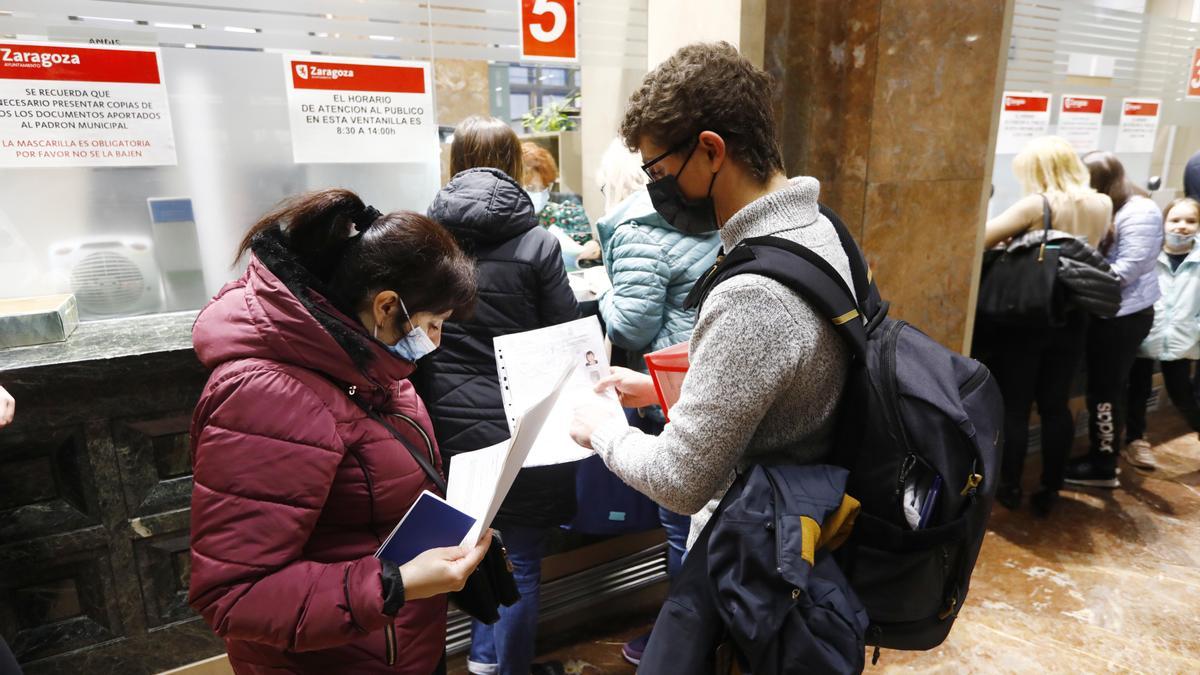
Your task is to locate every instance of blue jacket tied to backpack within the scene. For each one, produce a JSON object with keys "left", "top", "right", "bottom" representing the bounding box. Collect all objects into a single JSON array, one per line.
[
  {"left": 596, "top": 189, "right": 720, "bottom": 366},
  {"left": 640, "top": 464, "right": 869, "bottom": 675}
]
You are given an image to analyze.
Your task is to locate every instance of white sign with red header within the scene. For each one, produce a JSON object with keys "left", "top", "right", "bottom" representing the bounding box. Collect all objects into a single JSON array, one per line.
[
  {"left": 519, "top": 0, "right": 578, "bottom": 62},
  {"left": 1057, "top": 95, "right": 1105, "bottom": 154},
  {"left": 0, "top": 41, "right": 176, "bottom": 168},
  {"left": 1115, "top": 98, "right": 1161, "bottom": 154},
  {"left": 283, "top": 55, "right": 437, "bottom": 164},
  {"left": 1188, "top": 47, "right": 1200, "bottom": 100},
  {"left": 996, "top": 91, "right": 1051, "bottom": 155}
]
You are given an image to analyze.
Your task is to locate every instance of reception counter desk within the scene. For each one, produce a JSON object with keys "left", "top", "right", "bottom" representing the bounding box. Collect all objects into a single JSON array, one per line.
[{"left": 0, "top": 312, "right": 220, "bottom": 674}]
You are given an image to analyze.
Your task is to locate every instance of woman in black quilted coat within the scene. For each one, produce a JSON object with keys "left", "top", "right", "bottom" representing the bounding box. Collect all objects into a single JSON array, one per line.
[{"left": 414, "top": 115, "right": 578, "bottom": 675}]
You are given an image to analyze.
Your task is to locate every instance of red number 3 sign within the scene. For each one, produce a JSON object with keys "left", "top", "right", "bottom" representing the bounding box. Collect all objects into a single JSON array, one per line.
[{"left": 519, "top": 0, "right": 577, "bottom": 62}]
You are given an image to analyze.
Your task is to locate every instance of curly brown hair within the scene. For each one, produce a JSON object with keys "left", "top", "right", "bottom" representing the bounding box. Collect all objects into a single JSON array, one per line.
[{"left": 619, "top": 42, "right": 784, "bottom": 183}]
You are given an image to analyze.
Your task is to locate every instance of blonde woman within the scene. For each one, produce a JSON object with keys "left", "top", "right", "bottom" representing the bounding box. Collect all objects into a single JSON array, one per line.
[
  {"left": 979, "top": 136, "right": 1113, "bottom": 516},
  {"left": 985, "top": 136, "right": 1112, "bottom": 248}
]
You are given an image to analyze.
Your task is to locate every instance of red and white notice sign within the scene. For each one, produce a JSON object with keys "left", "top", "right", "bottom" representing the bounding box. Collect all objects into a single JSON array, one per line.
[
  {"left": 519, "top": 0, "right": 578, "bottom": 62},
  {"left": 0, "top": 41, "right": 176, "bottom": 168},
  {"left": 283, "top": 55, "right": 437, "bottom": 164},
  {"left": 1115, "top": 98, "right": 1161, "bottom": 154},
  {"left": 1187, "top": 47, "right": 1200, "bottom": 100},
  {"left": 996, "top": 91, "right": 1051, "bottom": 155},
  {"left": 1057, "top": 95, "right": 1105, "bottom": 154}
]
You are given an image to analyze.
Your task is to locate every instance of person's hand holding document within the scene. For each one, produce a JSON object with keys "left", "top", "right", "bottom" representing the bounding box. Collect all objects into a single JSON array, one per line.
[
  {"left": 378, "top": 362, "right": 573, "bottom": 570},
  {"left": 399, "top": 530, "right": 492, "bottom": 601},
  {"left": 493, "top": 316, "right": 624, "bottom": 466},
  {"left": 569, "top": 366, "right": 653, "bottom": 449},
  {"left": 592, "top": 366, "right": 659, "bottom": 409}
]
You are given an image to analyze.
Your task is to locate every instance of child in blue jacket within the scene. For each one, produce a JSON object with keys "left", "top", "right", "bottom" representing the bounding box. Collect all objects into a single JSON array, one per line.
[{"left": 1124, "top": 197, "right": 1200, "bottom": 469}]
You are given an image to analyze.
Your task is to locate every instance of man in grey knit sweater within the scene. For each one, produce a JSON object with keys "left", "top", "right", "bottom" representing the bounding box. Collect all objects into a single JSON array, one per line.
[{"left": 571, "top": 42, "right": 854, "bottom": 548}]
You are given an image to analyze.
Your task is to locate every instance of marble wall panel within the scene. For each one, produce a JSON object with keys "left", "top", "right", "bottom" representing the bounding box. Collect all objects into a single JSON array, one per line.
[
  {"left": 766, "top": 0, "right": 1011, "bottom": 351},
  {"left": 434, "top": 58, "right": 490, "bottom": 128},
  {"left": 869, "top": 0, "right": 1008, "bottom": 184},
  {"left": 768, "top": 0, "right": 881, "bottom": 190},
  {"left": 863, "top": 180, "right": 989, "bottom": 350}
]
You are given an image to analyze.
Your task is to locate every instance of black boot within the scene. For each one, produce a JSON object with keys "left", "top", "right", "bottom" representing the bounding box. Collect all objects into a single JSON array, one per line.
[
  {"left": 1030, "top": 488, "right": 1058, "bottom": 517},
  {"left": 1064, "top": 456, "right": 1119, "bottom": 489},
  {"left": 995, "top": 484, "right": 1022, "bottom": 510}
]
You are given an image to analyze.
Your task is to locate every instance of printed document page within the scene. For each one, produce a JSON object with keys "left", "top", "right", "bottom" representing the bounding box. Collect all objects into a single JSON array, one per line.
[
  {"left": 447, "top": 361, "right": 573, "bottom": 546},
  {"left": 493, "top": 316, "right": 622, "bottom": 467}
]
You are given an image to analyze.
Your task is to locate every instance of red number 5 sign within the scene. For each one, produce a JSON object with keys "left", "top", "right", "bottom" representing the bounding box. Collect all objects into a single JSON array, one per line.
[
  {"left": 1187, "top": 47, "right": 1200, "bottom": 100},
  {"left": 519, "top": 0, "right": 577, "bottom": 62}
]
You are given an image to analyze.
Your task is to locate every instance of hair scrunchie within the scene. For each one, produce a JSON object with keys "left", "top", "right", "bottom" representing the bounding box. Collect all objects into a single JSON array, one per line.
[{"left": 352, "top": 205, "right": 383, "bottom": 232}]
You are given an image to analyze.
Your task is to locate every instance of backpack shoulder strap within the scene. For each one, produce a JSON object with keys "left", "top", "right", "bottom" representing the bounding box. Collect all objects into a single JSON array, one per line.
[
  {"left": 685, "top": 235, "right": 868, "bottom": 360},
  {"left": 819, "top": 203, "right": 882, "bottom": 321}
]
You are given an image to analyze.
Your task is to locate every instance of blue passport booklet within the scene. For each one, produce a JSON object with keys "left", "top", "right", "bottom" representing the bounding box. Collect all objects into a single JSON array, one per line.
[{"left": 375, "top": 491, "right": 477, "bottom": 566}]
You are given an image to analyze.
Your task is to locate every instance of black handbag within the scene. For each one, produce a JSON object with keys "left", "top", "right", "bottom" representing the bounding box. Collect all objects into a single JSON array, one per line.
[
  {"left": 354, "top": 402, "right": 521, "bottom": 625},
  {"left": 977, "top": 194, "right": 1066, "bottom": 327}
]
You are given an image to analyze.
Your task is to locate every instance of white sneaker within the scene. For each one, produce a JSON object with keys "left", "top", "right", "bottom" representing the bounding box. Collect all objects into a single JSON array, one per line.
[{"left": 1122, "top": 439, "right": 1155, "bottom": 470}]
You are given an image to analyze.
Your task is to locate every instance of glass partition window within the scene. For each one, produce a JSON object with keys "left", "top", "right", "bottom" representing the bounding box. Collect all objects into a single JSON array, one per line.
[
  {"left": 0, "top": 0, "right": 545, "bottom": 321},
  {"left": 507, "top": 64, "right": 579, "bottom": 130},
  {"left": 991, "top": 0, "right": 1200, "bottom": 217},
  {"left": 0, "top": 0, "right": 649, "bottom": 322}
]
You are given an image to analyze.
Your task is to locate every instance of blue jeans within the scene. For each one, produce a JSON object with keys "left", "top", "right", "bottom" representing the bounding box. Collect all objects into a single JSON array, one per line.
[
  {"left": 660, "top": 507, "right": 690, "bottom": 577},
  {"left": 625, "top": 407, "right": 690, "bottom": 578},
  {"left": 467, "top": 525, "right": 546, "bottom": 675}
]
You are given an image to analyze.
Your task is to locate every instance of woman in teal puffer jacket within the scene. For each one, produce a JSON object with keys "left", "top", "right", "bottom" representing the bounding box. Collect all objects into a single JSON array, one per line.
[
  {"left": 595, "top": 138, "right": 721, "bottom": 368},
  {"left": 591, "top": 137, "right": 720, "bottom": 666}
]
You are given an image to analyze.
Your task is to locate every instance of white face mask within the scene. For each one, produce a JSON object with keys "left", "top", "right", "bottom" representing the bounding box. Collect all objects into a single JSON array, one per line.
[
  {"left": 388, "top": 325, "right": 437, "bottom": 363},
  {"left": 527, "top": 188, "right": 550, "bottom": 214},
  {"left": 374, "top": 296, "right": 438, "bottom": 363},
  {"left": 1165, "top": 232, "right": 1196, "bottom": 250}
]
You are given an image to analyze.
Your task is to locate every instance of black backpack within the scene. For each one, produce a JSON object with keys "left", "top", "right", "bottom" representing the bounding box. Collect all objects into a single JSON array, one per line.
[{"left": 684, "top": 205, "right": 1003, "bottom": 661}]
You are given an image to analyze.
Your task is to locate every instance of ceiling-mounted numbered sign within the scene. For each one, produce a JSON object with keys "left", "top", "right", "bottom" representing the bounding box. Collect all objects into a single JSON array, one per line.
[
  {"left": 519, "top": 0, "right": 578, "bottom": 62},
  {"left": 1188, "top": 47, "right": 1200, "bottom": 100},
  {"left": 0, "top": 41, "right": 177, "bottom": 167}
]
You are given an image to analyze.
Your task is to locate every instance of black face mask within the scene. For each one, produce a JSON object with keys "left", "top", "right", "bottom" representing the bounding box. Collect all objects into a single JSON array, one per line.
[{"left": 646, "top": 143, "right": 720, "bottom": 235}]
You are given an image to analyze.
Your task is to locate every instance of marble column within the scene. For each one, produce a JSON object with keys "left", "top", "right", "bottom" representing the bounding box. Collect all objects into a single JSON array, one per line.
[{"left": 766, "top": 0, "right": 1015, "bottom": 353}]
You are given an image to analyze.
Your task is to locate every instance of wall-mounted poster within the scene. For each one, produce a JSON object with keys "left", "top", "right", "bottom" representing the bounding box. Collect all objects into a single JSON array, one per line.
[
  {"left": 283, "top": 55, "right": 437, "bottom": 164},
  {"left": 1115, "top": 98, "right": 1161, "bottom": 154},
  {"left": 0, "top": 41, "right": 177, "bottom": 167},
  {"left": 996, "top": 91, "right": 1051, "bottom": 155},
  {"left": 1057, "top": 95, "right": 1105, "bottom": 154}
]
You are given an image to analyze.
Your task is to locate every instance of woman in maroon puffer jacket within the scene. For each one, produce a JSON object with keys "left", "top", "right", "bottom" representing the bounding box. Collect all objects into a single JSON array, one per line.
[{"left": 189, "top": 190, "right": 489, "bottom": 674}]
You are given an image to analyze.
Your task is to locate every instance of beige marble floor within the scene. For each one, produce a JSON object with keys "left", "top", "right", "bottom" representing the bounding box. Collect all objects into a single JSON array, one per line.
[{"left": 491, "top": 411, "right": 1200, "bottom": 674}]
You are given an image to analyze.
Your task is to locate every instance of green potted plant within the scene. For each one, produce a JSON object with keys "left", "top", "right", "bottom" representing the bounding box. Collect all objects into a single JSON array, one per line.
[{"left": 521, "top": 91, "right": 580, "bottom": 132}]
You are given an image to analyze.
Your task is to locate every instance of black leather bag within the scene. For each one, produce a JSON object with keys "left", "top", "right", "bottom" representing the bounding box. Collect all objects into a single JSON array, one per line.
[
  {"left": 356, "top": 404, "right": 521, "bottom": 625},
  {"left": 977, "top": 194, "right": 1065, "bottom": 327}
]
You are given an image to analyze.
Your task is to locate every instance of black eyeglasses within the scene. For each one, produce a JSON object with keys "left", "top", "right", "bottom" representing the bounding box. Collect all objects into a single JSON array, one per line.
[{"left": 640, "top": 137, "right": 695, "bottom": 180}]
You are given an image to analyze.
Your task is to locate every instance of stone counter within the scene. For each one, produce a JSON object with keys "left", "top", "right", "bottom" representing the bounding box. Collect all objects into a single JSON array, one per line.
[
  {"left": 0, "top": 312, "right": 221, "bottom": 674},
  {"left": 0, "top": 311, "right": 198, "bottom": 373}
]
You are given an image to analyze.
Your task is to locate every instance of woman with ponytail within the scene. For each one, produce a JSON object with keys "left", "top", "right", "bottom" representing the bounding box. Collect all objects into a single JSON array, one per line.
[{"left": 188, "top": 190, "right": 484, "bottom": 674}]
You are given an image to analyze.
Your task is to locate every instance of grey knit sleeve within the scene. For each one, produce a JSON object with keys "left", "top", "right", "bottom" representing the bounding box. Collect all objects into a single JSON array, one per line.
[{"left": 591, "top": 276, "right": 813, "bottom": 515}]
